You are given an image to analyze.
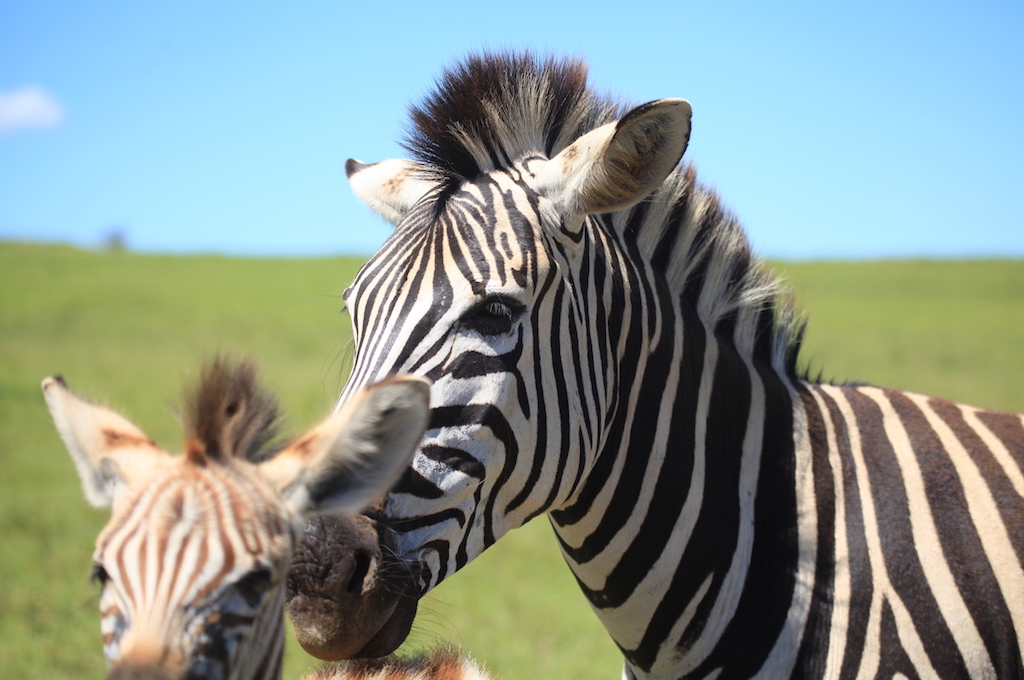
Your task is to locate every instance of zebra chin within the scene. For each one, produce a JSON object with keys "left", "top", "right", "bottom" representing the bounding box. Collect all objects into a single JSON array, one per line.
[{"left": 284, "top": 512, "right": 421, "bottom": 660}]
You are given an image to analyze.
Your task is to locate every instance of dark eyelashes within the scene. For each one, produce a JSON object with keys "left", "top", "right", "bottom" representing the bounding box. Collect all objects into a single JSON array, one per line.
[{"left": 460, "top": 295, "right": 524, "bottom": 336}]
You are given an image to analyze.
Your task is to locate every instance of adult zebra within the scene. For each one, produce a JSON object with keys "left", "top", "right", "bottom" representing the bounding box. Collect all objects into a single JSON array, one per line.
[{"left": 284, "top": 53, "right": 1024, "bottom": 678}]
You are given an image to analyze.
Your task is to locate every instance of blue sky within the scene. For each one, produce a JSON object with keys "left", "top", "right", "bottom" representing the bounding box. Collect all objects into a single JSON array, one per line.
[{"left": 1, "top": 1, "right": 1021, "bottom": 259}]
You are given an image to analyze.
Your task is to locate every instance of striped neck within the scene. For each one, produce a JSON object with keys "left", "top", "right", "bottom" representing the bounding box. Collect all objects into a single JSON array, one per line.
[
  {"left": 236, "top": 590, "right": 287, "bottom": 680},
  {"left": 544, "top": 214, "right": 814, "bottom": 678}
]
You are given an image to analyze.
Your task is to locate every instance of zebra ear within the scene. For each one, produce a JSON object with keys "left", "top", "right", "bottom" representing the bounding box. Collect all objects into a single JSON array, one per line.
[
  {"left": 260, "top": 376, "right": 430, "bottom": 517},
  {"left": 346, "top": 158, "right": 442, "bottom": 226},
  {"left": 42, "top": 376, "right": 167, "bottom": 507},
  {"left": 533, "top": 98, "right": 691, "bottom": 218}
]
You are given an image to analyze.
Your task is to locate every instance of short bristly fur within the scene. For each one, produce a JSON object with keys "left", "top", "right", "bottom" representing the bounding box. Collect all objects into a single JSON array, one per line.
[
  {"left": 404, "top": 53, "right": 621, "bottom": 180},
  {"left": 308, "top": 649, "right": 492, "bottom": 680},
  {"left": 182, "top": 356, "right": 281, "bottom": 462}
]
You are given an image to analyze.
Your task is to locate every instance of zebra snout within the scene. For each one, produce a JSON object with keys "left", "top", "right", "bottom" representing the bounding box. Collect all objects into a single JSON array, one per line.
[
  {"left": 284, "top": 512, "right": 418, "bottom": 660},
  {"left": 287, "top": 514, "right": 382, "bottom": 598},
  {"left": 106, "top": 644, "right": 187, "bottom": 680}
]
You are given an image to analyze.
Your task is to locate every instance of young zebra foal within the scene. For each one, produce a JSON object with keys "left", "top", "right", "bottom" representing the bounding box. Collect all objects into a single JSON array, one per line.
[{"left": 44, "top": 358, "right": 488, "bottom": 680}]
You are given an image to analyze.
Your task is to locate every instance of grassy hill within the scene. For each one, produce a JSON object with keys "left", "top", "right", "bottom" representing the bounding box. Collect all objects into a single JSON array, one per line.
[{"left": 1, "top": 242, "right": 1021, "bottom": 679}]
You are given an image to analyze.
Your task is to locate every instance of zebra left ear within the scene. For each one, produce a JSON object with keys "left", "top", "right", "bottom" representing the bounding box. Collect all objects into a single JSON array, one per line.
[
  {"left": 346, "top": 158, "right": 443, "bottom": 226},
  {"left": 260, "top": 376, "right": 430, "bottom": 517},
  {"left": 42, "top": 376, "right": 168, "bottom": 507},
  {"left": 533, "top": 98, "right": 691, "bottom": 219}
]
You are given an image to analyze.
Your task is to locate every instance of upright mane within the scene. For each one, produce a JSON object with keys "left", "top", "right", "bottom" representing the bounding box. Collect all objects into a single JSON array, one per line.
[
  {"left": 405, "top": 51, "right": 805, "bottom": 376},
  {"left": 403, "top": 52, "right": 622, "bottom": 179},
  {"left": 181, "top": 356, "right": 281, "bottom": 462}
]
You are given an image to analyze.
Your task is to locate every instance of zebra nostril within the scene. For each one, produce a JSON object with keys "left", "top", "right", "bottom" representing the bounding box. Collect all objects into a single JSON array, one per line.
[{"left": 347, "top": 550, "right": 373, "bottom": 595}]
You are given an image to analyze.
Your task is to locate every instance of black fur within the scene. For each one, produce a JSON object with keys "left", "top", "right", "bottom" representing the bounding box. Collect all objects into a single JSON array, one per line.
[{"left": 403, "top": 52, "right": 621, "bottom": 180}]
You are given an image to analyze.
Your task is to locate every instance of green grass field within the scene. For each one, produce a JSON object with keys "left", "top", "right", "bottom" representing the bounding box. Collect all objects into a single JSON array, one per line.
[{"left": 1, "top": 241, "right": 1022, "bottom": 679}]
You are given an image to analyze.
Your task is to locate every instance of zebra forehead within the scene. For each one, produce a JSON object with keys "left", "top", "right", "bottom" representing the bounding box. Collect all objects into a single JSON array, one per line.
[
  {"left": 367, "top": 181, "right": 544, "bottom": 289},
  {"left": 98, "top": 459, "right": 295, "bottom": 559}
]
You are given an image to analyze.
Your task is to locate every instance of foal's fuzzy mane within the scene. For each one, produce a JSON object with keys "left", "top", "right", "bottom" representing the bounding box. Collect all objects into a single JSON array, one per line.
[
  {"left": 404, "top": 52, "right": 805, "bottom": 375},
  {"left": 181, "top": 356, "right": 281, "bottom": 463}
]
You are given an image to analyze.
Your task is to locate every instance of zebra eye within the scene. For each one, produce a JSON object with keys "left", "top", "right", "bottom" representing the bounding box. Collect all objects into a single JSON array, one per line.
[
  {"left": 90, "top": 562, "right": 109, "bottom": 587},
  {"left": 461, "top": 296, "right": 522, "bottom": 336},
  {"left": 235, "top": 568, "right": 273, "bottom": 608}
]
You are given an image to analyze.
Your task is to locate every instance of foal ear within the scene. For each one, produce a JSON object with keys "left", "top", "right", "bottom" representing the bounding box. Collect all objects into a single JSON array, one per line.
[
  {"left": 260, "top": 376, "right": 430, "bottom": 517},
  {"left": 533, "top": 98, "right": 691, "bottom": 218},
  {"left": 42, "top": 376, "right": 167, "bottom": 507},
  {"left": 346, "top": 158, "right": 443, "bottom": 226}
]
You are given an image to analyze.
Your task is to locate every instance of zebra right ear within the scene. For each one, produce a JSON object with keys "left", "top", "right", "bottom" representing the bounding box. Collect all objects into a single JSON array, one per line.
[
  {"left": 260, "top": 376, "right": 430, "bottom": 517},
  {"left": 42, "top": 376, "right": 168, "bottom": 507},
  {"left": 532, "top": 98, "right": 691, "bottom": 218},
  {"left": 346, "top": 159, "right": 442, "bottom": 226}
]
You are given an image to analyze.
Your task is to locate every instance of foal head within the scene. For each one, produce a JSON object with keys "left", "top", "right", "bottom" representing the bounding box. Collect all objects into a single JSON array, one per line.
[{"left": 44, "top": 358, "right": 429, "bottom": 680}]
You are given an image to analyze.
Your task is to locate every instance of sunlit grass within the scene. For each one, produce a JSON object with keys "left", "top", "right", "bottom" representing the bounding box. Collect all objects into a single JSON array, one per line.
[
  {"left": 1, "top": 242, "right": 1021, "bottom": 679},
  {"left": 777, "top": 259, "right": 1024, "bottom": 412}
]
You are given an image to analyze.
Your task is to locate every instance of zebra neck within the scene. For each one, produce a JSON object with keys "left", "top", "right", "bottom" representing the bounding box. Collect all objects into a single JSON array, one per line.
[
  {"left": 548, "top": 315, "right": 815, "bottom": 678},
  {"left": 235, "top": 598, "right": 287, "bottom": 680}
]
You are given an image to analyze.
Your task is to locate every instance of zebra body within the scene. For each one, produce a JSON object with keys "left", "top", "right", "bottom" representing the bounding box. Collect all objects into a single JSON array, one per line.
[
  {"left": 284, "top": 53, "right": 1024, "bottom": 678},
  {"left": 795, "top": 384, "right": 1024, "bottom": 678},
  {"left": 45, "top": 358, "right": 431, "bottom": 680}
]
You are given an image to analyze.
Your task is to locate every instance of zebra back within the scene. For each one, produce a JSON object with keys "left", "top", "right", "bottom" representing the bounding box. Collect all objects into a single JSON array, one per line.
[{"left": 307, "top": 649, "right": 494, "bottom": 680}]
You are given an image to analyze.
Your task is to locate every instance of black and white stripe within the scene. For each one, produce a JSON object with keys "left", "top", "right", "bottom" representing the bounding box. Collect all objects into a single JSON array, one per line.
[{"left": 336, "top": 52, "right": 1024, "bottom": 678}]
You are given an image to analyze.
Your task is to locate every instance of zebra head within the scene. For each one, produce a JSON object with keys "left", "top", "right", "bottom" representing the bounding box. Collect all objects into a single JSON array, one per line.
[
  {"left": 44, "top": 359, "right": 428, "bottom": 680},
  {"left": 286, "top": 53, "right": 692, "bottom": 659}
]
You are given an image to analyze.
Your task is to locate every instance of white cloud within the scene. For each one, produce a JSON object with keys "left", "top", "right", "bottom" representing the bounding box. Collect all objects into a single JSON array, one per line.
[{"left": 0, "top": 86, "right": 65, "bottom": 135}]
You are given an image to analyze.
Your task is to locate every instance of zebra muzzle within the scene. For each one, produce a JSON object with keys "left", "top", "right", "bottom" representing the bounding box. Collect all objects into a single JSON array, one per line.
[{"left": 284, "top": 512, "right": 419, "bottom": 660}]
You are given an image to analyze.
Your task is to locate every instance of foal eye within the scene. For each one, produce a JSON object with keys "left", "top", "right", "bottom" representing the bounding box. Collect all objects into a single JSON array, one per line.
[
  {"left": 461, "top": 296, "right": 523, "bottom": 336},
  {"left": 90, "top": 563, "right": 110, "bottom": 587},
  {"left": 235, "top": 568, "right": 273, "bottom": 608}
]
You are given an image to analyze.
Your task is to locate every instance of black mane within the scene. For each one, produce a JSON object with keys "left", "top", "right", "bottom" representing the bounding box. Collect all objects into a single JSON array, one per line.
[{"left": 403, "top": 52, "right": 622, "bottom": 180}]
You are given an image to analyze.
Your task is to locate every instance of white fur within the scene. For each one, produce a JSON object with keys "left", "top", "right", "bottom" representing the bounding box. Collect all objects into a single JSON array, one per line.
[
  {"left": 348, "top": 159, "right": 441, "bottom": 227},
  {"left": 530, "top": 98, "right": 691, "bottom": 219}
]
